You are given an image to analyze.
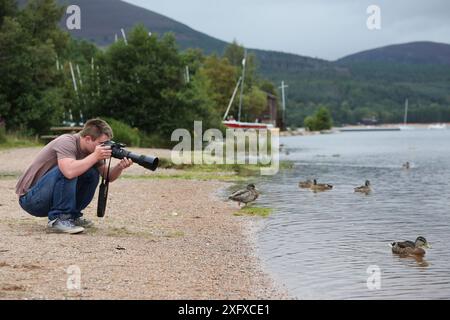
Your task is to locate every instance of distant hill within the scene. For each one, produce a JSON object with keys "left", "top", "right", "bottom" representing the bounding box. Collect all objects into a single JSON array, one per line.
[
  {"left": 258, "top": 41, "right": 450, "bottom": 126},
  {"left": 18, "top": 0, "right": 228, "bottom": 53},
  {"left": 31, "top": 0, "right": 332, "bottom": 77},
  {"left": 16, "top": 0, "right": 450, "bottom": 126},
  {"left": 337, "top": 41, "right": 450, "bottom": 65}
]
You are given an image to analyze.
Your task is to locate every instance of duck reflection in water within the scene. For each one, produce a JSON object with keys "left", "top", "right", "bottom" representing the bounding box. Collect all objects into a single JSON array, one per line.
[{"left": 395, "top": 254, "right": 430, "bottom": 268}]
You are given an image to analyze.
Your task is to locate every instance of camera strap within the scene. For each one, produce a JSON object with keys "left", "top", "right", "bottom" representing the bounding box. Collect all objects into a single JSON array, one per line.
[
  {"left": 104, "top": 157, "right": 112, "bottom": 184},
  {"left": 97, "top": 157, "right": 112, "bottom": 217}
]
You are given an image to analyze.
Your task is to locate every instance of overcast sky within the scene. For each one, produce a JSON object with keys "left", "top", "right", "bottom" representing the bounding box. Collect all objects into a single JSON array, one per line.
[{"left": 123, "top": 0, "right": 450, "bottom": 61}]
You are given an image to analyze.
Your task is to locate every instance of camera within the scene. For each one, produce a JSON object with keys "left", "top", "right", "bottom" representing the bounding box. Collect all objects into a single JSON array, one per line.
[
  {"left": 102, "top": 140, "right": 159, "bottom": 171},
  {"left": 97, "top": 140, "right": 159, "bottom": 218}
]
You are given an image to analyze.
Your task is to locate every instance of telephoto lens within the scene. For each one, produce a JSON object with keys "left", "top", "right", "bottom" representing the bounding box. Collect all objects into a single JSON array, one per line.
[
  {"left": 102, "top": 140, "right": 159, "bottom": 171},
  {"left": 121, "top": 151, "right": 159, "bottom": 171}
]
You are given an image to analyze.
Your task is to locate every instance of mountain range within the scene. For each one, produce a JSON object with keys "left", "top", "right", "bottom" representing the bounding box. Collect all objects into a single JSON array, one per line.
[{"left": 18, "top": 0, "right": 450, "bottom": 125}]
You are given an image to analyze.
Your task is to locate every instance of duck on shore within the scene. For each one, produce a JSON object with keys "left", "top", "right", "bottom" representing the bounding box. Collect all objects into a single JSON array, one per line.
[
  {"left": 228, "top": 184, "right": 259, "bottom": 207},
  {"left": 390, "top": 236, "right": 431, "bottom": 256},
  {"left": 310, "top": 179, "right": 333, "bottom": 192},
  {"left": 354, "top": 180, "right": 371, "bottom": 193}
]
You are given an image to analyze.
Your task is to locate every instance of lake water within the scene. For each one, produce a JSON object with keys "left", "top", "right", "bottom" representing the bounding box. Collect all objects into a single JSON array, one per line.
[{"left": 252, "top": 129, "right": 450, "bottom": 299}]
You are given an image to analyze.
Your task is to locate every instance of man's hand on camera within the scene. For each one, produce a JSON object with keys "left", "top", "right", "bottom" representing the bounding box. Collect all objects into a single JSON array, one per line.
[
  {"left": 94, "top": 145, "right": 112, "bottom": 161},
  {"left": 118, "top": 157, "right": 133, "bottom": 170}
]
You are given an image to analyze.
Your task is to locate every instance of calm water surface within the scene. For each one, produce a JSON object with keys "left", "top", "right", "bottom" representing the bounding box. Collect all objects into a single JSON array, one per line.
[{"left": 249, "top": 129, "right": 450, "bottom": 299}]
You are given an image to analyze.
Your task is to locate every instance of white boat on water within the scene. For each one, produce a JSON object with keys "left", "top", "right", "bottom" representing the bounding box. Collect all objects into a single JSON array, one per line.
[{"left": 427, "top": 123, "right": 447, "bottom": 130}]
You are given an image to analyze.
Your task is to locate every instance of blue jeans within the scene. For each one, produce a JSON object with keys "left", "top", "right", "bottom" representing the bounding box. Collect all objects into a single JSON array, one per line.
[{"left": 19, "top": 166, "right": 100, "bottom": 221}]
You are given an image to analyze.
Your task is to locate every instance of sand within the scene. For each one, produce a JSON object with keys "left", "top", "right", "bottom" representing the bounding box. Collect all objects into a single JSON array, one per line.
[{"left": 0, "top": 147, "right": 289, "bottom": 299}]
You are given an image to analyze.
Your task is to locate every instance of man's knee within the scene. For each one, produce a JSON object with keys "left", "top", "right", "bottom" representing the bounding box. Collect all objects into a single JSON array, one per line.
[{"left": 19, "top": 193, "right": 48, "bottom": 217}]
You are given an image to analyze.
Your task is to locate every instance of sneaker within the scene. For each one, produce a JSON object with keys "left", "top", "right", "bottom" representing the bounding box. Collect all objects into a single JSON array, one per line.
[
  {"left": 72, "top": 217, "right": 94, "bottom": 228},
  {"left": 47, "top": 218, "right": 85, "bottom": 234}
]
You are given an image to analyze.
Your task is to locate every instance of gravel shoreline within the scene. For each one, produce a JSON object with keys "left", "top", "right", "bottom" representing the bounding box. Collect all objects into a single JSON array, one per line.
[{"left": 0, "top": 147, "right": 290, "bottom": 299}]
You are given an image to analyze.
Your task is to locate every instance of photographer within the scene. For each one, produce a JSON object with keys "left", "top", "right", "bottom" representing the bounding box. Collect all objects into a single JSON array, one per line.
[{"left": 15, "top": 118, "right": 133, "bottom": 234}]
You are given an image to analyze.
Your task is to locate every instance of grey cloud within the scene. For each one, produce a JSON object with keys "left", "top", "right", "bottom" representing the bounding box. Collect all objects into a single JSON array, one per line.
[{"left": 124, "top": 0, "right": 450, "bottom": 60}]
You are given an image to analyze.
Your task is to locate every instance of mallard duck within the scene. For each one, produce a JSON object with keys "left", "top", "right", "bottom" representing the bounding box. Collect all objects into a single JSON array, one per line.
[
  {"left": 354, "top": 180, "right": 371, "bottom": 193},
  {"left": 298, "top": 179, "right": 313, "bottom": 188},
  {"left": 402, "top": 162, "right": 410, "bottom": 169},
  {"left": 390, "top": 236, "right": 431, "bottom": 256},
  {"left": 228, "top": 184, "right": 259, "bottom": 207},
  {"left": 310, "top": 179, "right": 333, "bottom": 192}
]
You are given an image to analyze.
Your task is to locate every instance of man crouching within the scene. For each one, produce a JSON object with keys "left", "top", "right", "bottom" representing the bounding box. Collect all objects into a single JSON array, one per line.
[{"left": 15, "top": 118, "right": 133, "bottom": 234}]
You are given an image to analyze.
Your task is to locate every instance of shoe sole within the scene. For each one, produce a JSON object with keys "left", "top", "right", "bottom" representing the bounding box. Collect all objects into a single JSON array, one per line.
[
  {"left": 46, "top": 227, "right": 85, "bottom": 234},
  {"left": 75, "top": 223, "right": 94, "bottom": 228}
]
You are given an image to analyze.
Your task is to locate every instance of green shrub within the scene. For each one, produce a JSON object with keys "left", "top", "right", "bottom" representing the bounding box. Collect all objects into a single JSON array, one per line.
[
  {"left": 139, "top": 132, "right": 172, "bottom": 148},
  {"left": 304, "top": 106, "right": 333, "bottom": 131},
  {"left": 0, "top": 126, "right": 6, "bottom": 144},
  {"left": 304, "top": 115, "right": 316, "bottom": 131},
  {"left": 103, "top": 118, "right": 140, "bottom": 147}
]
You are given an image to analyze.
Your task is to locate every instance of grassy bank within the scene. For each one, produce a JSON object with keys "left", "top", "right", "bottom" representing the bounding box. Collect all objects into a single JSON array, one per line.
[
  {"left": 122, "top": 172, "right": 248, "bottom": 182},
  {"left": 158, "top": 158, "right": 293, "bottom": 173},
  {"left": 0, "top": 130, "right": 42, "bottom": 150},
  {"left": 121, "top": 158, "right": 294, "bottom": 181}
]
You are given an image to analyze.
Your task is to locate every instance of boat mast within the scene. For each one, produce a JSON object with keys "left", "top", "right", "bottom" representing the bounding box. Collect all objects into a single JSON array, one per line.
[
  {"left": 279, "top": 81, "right": 288, "bottom": 128},
  {"left": 223, "top": 77, "right": 242, "bottom": 120},
  {"left": 238, "top": 49, "right": 247, "bottom": 122},
  {"left": 404, "top": 98, "right": 408, "bottom": 125}
]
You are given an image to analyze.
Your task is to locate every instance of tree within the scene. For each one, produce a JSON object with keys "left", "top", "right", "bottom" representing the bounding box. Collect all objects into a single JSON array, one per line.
[
  {"left": 315, "top": 106, "right": 333, "bottom": 129},
  {"left": 223, "top": 40, "right": 257, "bottom": 89},
  {"left": 303, "top": 115, "right": 316, "bottom": 131},
  {"left": 0, "top": 0, "right": 68, "bottom": 134},
  {"left": 181, "top": 48, "right": 205, "bottom": 76},
  {"left": 259, "top": 79, "right": 278, "bottom": 96},
  {"left": 198, "top": 54, "right": 238, "bottom": 116},
  {"left": 304, "top": 106, "right": 333, "bottom": 131},
  {"left": 91, "top": 25, "right": 222, "bottom": 142},
  {"left": 0, "top": 0, "right": 17, "bottom": 27},
  {"left": 243, "top": 86, "right": 267, "bottom": 121},
  {"left": 18, "top": 0, "right": 69, "bottom": 56}
]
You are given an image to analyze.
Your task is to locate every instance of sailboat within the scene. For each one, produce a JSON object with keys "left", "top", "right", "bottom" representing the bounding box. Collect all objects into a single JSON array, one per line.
[
  {"left": 222, "top": 50, "right": 274, "bottom": 130},
  {"left": 399, "top": 99, "right": 413, "bottom": 130},
  {"left": 399, "top": 99, "right": 447, "bottom": 130},
  {"left": 427, "top": 123, "right": 447, "bottom": 130}
]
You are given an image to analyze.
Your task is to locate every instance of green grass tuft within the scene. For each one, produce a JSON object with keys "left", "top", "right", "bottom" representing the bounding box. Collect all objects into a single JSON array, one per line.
[{"left": 233, "top": 206, "right": 273, "bottom": 218}]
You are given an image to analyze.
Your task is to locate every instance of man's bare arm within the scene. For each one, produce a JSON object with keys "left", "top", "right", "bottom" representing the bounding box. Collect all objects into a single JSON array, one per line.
[
  {"left": 58, "top": 146, "right": 111, "bottom": 179},
  {"left": 98, "top": 158, "right": 133, "bottom": 182}
]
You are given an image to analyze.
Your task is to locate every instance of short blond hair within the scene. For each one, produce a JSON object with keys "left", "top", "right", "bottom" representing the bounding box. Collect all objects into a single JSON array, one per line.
[{"left": 80, "top": 118, "right": 113, "bottom": 140}]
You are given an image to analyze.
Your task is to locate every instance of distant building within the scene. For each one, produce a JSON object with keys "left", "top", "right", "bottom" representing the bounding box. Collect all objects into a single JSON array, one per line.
[
  {"left": 258, "top": 92, "right": 281, "bottom": 128},
  {"left": 359, "top": 117, "right": 378, "bottom": 125}
]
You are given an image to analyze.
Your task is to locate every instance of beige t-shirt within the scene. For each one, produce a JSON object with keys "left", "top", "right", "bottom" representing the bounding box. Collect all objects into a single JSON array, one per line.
[{"left": 15, "top": 134, "right": 101, "bottom": 196}]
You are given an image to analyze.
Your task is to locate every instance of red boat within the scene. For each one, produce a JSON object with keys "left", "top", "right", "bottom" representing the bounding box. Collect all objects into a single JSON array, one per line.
[
  {"left": 222, "top": 120, "right": 274, "bottom": 129},
  {"left": 222, "top": 50, "right": 277, "bottom": 131}
]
